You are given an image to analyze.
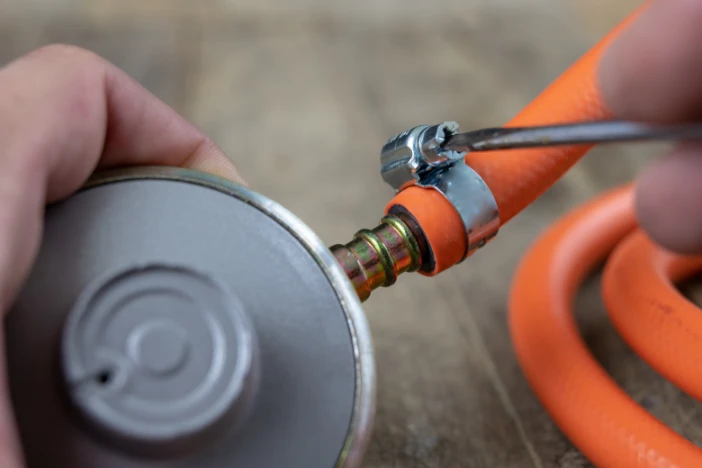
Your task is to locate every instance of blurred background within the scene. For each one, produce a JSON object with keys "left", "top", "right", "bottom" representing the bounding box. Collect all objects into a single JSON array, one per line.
[{"left": 4, "top": 1, "right": 698, "bottom": 467}]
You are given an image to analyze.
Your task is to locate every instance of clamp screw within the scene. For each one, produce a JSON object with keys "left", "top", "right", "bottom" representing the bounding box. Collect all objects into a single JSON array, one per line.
[
  {"left": 380, "top": 121, "right": 465, "bottom": 192},
  {"left": 333, "top": 120, "right": 501, "bottom": 300}
]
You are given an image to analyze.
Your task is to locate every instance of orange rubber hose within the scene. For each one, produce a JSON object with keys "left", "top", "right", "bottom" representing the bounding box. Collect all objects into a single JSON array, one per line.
[
  {"left": 509, "top": 185, "right": 702, "bottom": 467},
  {"left": 385, "top": 2, "right": 648, "bottom": 276},
  {"left": 385, "top": 1, "right": 702, "bottom": 465}
]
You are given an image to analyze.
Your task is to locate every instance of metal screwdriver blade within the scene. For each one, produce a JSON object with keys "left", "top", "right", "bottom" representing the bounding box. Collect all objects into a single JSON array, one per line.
[{"left": 443, "top": 120, "right": 702, "bottom": 153}]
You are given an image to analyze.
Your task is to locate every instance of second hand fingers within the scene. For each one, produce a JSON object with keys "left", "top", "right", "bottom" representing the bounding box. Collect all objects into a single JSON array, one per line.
[
  {"left": 599, "top": 0, "right": 702, "bottom": 122},
  {"left": 634, "top": 143, "right": 702, "bottom": 254},
  {"left": 598, "top": 0, "right": 702, "bottom": 254}
]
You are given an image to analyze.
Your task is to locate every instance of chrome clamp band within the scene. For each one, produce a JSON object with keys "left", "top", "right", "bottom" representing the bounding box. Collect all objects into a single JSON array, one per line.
[{"left": 380, "top": 122, "right": 500, "bottom": 260}]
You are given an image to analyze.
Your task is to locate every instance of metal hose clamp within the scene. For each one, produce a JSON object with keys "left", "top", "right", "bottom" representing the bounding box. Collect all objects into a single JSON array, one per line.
[{"left": 380, "top": 121, "right": 500, "bottom": 261}]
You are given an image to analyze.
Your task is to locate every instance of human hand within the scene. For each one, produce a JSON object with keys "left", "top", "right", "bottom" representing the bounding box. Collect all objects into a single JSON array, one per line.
[
  {"left": 600, "top": 0, "right": 702, "bottom": 254},
  {"left": 0, "top": 44, "right": 243, "bottom": 467}
]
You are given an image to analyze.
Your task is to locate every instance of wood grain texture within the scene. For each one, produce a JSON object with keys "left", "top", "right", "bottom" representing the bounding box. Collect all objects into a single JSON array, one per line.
[{"left": 2, "top": 1, "right": 697, "bottom": 467}]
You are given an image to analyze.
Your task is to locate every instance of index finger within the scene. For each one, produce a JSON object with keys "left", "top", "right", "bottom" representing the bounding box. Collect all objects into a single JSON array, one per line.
[
  {"left": 1, "top": 44, "right": 244, "bottom": 201},
  {"left": 0, "top": 44, "right": 244, "bottom": 305}
]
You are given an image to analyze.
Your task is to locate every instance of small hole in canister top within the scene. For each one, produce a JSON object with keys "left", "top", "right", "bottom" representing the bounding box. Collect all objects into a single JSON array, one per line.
[{"left": 95, "top": 369, "right": 113, "bottom": 385}]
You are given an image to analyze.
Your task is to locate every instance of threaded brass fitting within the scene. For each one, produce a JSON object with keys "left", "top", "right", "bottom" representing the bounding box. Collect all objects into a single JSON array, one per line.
[{"left": 330, "top": 213, "right": 425, "bottom": 302}]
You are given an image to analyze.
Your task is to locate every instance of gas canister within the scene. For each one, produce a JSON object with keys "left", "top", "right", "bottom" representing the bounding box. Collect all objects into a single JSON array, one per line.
[{"left": 5, "top": 167, "right": 375, "bottom": 468}]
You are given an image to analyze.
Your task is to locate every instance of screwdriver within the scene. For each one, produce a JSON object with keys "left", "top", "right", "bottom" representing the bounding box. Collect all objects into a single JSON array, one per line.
[{"left": 441, "top": 120, "right": 702, "bottom": 153}]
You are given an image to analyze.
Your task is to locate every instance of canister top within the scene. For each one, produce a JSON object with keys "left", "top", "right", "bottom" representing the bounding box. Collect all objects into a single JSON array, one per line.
[{"left": 61, "top": 262, "right": 258, "bottom": 457}]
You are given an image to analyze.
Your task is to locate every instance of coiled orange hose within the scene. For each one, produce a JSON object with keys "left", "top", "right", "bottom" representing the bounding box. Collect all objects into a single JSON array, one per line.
[
  {"left": 510, "top": 185, "right": 702, "bottom": 467},
  {"left": 386, "top": 1, "right": 702, "bottom": 466}
]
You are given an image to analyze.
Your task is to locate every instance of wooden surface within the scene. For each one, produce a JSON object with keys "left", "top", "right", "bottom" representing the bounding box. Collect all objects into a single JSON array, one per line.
[{"left": 3, "top": 1, "right": 699, "bottom": 467}]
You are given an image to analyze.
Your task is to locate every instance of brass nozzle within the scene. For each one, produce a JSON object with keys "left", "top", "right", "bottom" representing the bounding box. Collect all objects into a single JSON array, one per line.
[{"left": 330, "top": 214, "right": 425, "bottom": 302}]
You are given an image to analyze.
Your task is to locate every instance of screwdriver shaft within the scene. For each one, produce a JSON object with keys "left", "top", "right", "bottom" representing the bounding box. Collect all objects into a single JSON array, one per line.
[{"left": 443, "top": 120, "right": 702, "bottom": 153}]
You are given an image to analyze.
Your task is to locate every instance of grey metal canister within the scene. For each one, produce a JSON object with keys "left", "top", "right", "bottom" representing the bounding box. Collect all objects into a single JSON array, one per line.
[{"left": 5, "top": 167, "right": 375, "bottom": 468}]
